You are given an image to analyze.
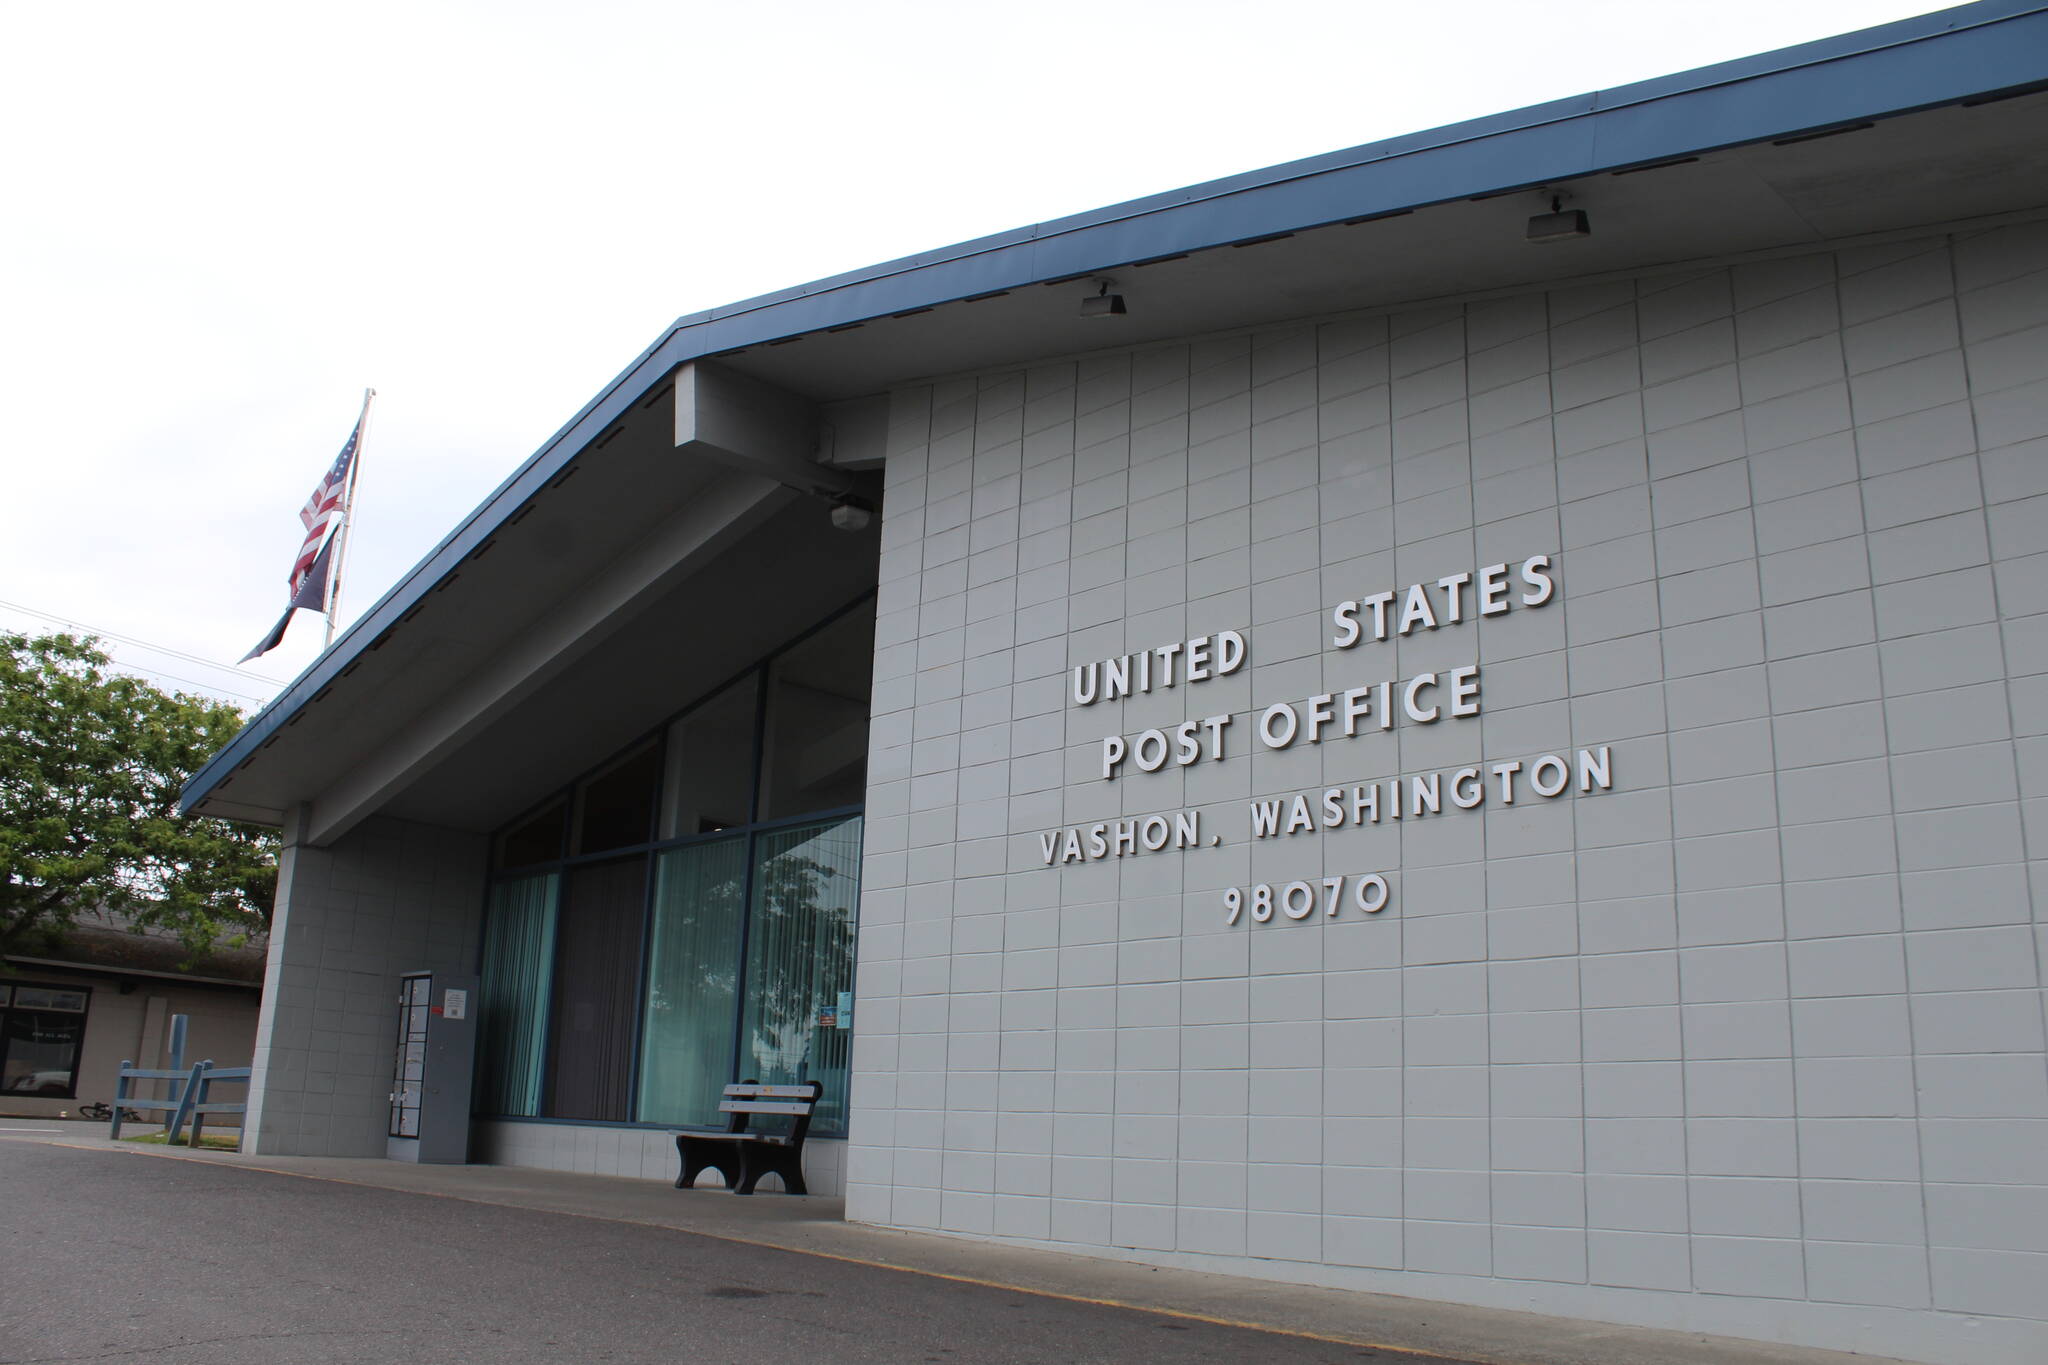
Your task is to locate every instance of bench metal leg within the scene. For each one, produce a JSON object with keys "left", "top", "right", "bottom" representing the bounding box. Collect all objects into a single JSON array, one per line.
[
  {"left": 735, "top": 1145, "right": 805, "bottom": 1196},
  {"left": 674, "top": 1137, "right": 740, "bottom": 1191}
]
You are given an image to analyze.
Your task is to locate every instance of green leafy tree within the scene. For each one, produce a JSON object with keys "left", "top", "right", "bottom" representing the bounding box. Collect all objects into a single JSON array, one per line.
[{"left": 0, "top": 631, "right": 277, "bottom": 957}]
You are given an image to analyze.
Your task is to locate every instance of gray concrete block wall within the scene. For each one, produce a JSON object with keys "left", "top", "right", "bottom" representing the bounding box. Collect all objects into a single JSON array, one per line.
[
  {"left": 848, "top": 220, "right": 2048, "bottom": 1365},
  {"left": 246, "top": 814, "right": 484, "bottom": 1157}
]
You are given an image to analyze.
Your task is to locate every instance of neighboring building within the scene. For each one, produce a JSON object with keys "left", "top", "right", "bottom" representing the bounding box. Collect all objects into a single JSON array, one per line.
[
  {"left": 179, "top": 6, "right": 2048, "bottom": 1363},
  {"left": 1, "top": 914, "right": 264, "bottom": 1118}
]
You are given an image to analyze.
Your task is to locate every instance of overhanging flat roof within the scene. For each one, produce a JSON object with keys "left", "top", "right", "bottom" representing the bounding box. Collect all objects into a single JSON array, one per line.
[{"left": 183, "top": 0, "right": 2048, "bottom": 823}]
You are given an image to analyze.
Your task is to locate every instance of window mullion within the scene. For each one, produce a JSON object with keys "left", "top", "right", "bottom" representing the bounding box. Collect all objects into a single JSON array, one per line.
[{"left": 729, "top": 827, "right": 760, "bottom": 1091}]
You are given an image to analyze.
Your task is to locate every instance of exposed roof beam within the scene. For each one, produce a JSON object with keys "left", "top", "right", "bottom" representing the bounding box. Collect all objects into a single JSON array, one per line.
[
  {"left": 674, "top": 361, "right": 856, "bottom": 500},
  {"left": 300, "top": 472, "right": 792, "bottom": 847}
]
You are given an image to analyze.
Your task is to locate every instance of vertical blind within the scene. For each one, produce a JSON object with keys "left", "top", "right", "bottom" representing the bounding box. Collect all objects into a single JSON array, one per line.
[
  {"left": 475, "top": 873, "right": 558, "bottom": 1117},
  {"left": 545, "top": 857, "right": 647, "bottom": 1122},
  {"left": 477, "top": 818, "right": 865, "bottom": 1134},
  {"left": 740, "top": 815, "right": 862, "bottom": 1133},
  {"left": 636, "top": 835, "right": 748, "bottom": 1127}
]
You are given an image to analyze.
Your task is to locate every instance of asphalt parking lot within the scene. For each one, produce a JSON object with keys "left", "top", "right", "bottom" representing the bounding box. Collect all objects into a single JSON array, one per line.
[
  {"left": 0, "top": 1140, "right": 1469, "bottom": 1365},
  {"left": 1, "top": 1130, "right": 1917, "bottom": 1365}
]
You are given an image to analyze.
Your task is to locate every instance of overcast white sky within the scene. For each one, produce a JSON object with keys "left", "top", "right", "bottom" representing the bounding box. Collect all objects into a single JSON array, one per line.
[{"left": 0, "top": 0, "right": 1958, "bottom": 711}]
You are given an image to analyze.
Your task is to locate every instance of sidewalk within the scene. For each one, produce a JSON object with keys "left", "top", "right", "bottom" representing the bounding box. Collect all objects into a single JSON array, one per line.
[{"left": 4, "top": 1120, "right": 1907, "bottom": 1365}]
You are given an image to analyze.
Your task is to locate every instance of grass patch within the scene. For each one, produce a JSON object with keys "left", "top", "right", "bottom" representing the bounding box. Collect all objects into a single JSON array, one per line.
[{"left": 121, "top": 1131, "right": 241, "bottom": 1151}]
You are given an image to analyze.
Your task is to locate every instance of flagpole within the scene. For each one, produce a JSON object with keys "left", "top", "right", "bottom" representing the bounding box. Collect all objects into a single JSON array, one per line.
[{"left": 323, "top": 387, "right": 375, "bottom": 648}]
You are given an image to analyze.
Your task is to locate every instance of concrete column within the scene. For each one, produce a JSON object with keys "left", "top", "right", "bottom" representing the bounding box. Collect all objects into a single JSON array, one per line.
[
  {"left": 243, "top": 811, "right": 485, "bottom": 1157},
  {"left": 136, "top": 995, "right": 168, "bottom": 1069}
]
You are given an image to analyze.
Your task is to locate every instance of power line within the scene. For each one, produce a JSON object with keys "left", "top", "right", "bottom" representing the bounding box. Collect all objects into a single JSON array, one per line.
[
  {"left": 3, "top": 609, "right": 277, "bottom": 705},
  {"left": 0, "top": 598, "right": 289, "bottom": 690},
  {"left": 111, "top": 661, "right": 275, "bottom": 707}
]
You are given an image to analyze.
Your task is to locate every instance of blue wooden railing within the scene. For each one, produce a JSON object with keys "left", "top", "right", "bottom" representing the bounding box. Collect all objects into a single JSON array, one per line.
[
  {"left": 107, "top": 1059, "right": 248, "bottom": 1146},
  {"left": 179, "top": 1065, "right": 250, "bottom": 1145}
]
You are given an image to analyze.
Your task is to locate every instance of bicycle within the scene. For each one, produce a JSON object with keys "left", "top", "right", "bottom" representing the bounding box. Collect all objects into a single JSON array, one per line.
[{"left": 75, "top": 1101, "right": 140, "bottom": 1122}]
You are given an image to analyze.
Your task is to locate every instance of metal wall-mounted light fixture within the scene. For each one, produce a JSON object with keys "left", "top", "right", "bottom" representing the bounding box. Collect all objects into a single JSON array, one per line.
[
  {"left": 1527, "top": 194, "right": 1591, "bottom": 243},
  {"left": 829, "top": 495, "right": 874, "bottom": 532},
  {"left": 1080, "top": 278, "right": 1127, "bottom": 317}
]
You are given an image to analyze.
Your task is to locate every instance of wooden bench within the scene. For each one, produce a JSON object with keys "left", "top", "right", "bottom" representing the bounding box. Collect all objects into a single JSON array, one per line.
[{"left": 674, "top": 1080, "right": 823, "bottom": 1195}]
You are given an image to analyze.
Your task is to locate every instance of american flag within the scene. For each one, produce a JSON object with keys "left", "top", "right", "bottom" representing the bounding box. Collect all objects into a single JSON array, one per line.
[{"left": 289, "top": 418, "right": 362, "bottom": 596}]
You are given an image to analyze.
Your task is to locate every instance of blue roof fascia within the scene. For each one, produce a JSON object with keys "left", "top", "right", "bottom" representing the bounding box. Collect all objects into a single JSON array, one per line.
[
  {"left": 649, "top": 0, "right": 2048, "bottom": 343},
  {"left": 182, "top": 0, "right": 2048, "bottom": 816}
]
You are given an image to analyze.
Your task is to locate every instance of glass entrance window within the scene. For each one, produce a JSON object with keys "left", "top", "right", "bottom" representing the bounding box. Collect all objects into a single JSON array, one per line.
[
  {"left": 758, "top": 608, "right": 874, "bottom": 820},
  {"left": 660, "top": 677, "right": 759, "bottom": 839},
  {"left": 545, "top": 856, "right": 647, "bottom": 1122},
  {"left": 739, "top": 815, "right": 862, "bottom": 1133},
  {"left": 636, "top": 835, "right": 748, "bottom": 1127},
  {"left": 495, "top": 800, "right": 566, "bottom": 870},
  {"left": 573, "top": 745, "right": 660, "bottom": 855},
  {"left": 473, "top": 597, "right": 872, "bottom": 1137},
  {"left": 475, "top": 873, "right": 558, "bottom": 1117}
]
